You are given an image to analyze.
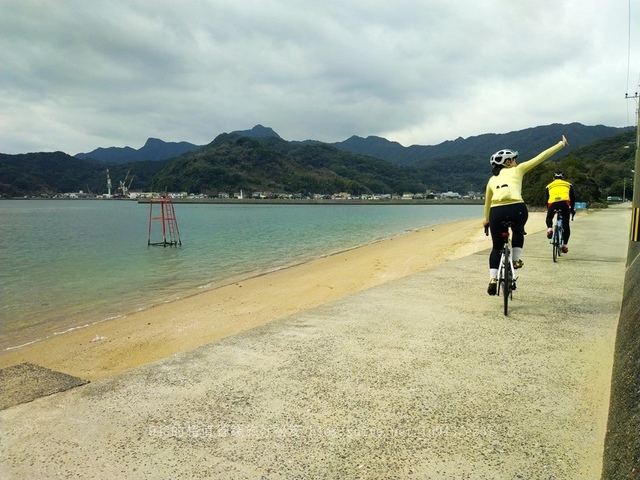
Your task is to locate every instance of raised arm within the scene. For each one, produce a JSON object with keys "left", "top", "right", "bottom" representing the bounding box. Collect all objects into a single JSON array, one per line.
[{"left": 518, "top": 136, "right": 568, "bottom": 174}]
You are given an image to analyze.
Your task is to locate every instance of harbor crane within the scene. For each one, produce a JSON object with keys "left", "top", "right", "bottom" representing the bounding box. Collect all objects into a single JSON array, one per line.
[
  {"left": 106, "top": 169, "right": 112, "bottom": 197},
  {"left": 119, "top": 170, "right": 134, "bottom": 198}
]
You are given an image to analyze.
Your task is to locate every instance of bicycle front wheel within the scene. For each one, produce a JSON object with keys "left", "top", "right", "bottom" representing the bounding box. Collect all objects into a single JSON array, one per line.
[
  {"left": 552, "top": 226, "right": 561, "bottom": 262},
  {"left": 558, "top": 227, "right": 564, "bottom": 257}
]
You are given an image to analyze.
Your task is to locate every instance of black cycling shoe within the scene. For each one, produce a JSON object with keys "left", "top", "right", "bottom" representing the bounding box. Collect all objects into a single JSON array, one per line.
[{"left": 487, "top": 279, "right": 498, "bottom": 296}]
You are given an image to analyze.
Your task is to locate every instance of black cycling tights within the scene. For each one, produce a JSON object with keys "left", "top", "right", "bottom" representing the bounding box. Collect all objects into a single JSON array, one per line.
[
  {"left": 488, "top": 203, "right": 528, "bottom": 269},
  {"left": 545, "top": 201, "right": 571, "bottom": 244}
]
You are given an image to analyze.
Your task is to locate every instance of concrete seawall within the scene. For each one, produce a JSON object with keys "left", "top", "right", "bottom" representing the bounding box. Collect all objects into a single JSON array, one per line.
[
  {"left": 0, "top": 207, "right": 631, "bottom": 479},
  {"left": 602, "top": 204, "right": 640, "bottom": 479}
]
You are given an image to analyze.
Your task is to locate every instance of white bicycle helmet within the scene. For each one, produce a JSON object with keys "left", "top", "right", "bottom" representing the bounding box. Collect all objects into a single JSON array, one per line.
[{"left": 490, "top": 149, "right": 518, "bottom": 166}]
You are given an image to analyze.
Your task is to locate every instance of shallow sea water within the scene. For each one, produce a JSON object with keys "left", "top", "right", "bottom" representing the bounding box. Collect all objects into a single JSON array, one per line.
[{"left": 0, "top": 200, "right": 483, "bottom": 349}]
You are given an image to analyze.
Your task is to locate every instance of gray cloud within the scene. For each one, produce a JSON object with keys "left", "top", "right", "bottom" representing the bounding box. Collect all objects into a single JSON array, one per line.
[{"left": 0, "top": 0, "right": 637, "bottom": 154}]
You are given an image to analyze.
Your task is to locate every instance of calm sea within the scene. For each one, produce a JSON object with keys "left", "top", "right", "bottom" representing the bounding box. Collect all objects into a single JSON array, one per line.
[{"left": 0, "top": 200, "right": 483, "bottom": 350}]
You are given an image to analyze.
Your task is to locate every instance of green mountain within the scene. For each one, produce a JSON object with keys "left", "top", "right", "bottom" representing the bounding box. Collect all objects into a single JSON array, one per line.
[
  {"left": 0, "top": 152, "right": 97, "bottom": 197},
  {"left": 1, "top": 124, "right": 636, "bottom": 205},
  {"left": 521, "top": 129, "right": 636, "bottom": 205},
  {"left": 147, "top": 128, "right": 636, "bottom": 204},
  {"left": 75, "top": 138, "right": 201, "bottom": 164},
  {"left": 147, "top": 134, "right": 423, "bottom": 196},
  {"left": 331, "top": 123, "right": 631, "bottom": 166},
  {"left": 73, "top": 125, "right": 280, "bottom": 164},
  {"left": 0, "top": 152, "right": 170, "bottom": 198}
]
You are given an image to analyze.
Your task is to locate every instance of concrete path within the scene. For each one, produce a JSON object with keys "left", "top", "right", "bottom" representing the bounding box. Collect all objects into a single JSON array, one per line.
[{"left": 0, "top": 207, "right": 630, "bottom": 479}]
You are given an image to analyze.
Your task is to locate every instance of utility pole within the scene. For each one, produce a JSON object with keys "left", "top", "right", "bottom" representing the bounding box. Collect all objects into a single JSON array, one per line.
[{"left": 626, "top": 90, "right": 640, "bottom": 260}]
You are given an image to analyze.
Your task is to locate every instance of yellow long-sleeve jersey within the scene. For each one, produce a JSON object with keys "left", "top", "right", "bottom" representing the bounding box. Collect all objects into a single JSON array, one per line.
[
  {"left": 484, "top": 141, "right": 565, "bottom": 223},
  {"left": 546, "top": 179, "right": 572, "bottom": 203}
]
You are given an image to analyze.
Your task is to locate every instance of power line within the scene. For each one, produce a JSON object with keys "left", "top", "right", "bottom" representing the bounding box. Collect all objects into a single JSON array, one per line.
[
  {"left": 626, "top": 0, "right": 637, "bottom": 125},
  {"left": 628, "top": 0, "right": 632, "bottom": 96}
]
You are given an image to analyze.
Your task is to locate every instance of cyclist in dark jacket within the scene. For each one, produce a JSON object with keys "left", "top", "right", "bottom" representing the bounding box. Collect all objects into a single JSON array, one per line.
[{"left": 545, "top": 172, "right": 575, "bottom": 253}]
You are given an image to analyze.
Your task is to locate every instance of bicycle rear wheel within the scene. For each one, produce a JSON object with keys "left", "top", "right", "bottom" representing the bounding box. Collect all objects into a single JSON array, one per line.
[{"left": 502, "top": 249, "right": 510, "bottom": 316}]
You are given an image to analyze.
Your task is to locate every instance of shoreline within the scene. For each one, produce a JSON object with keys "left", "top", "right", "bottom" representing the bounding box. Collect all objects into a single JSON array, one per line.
[
  {"left": 6, "top": 197, "right": 484, "bottom": 205},
  {"left": 0, "top": 216, "right": 476, "bottom": 353},
  {"left": 0, "top": 213, "right": 547, "bottom": 382}
]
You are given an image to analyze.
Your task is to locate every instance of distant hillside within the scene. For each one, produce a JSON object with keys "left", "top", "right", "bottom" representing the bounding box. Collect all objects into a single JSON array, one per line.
[
  {"left": 71, "top": 122, "right": 629, "bottom": 167},
  {"left": 74, "top": 126, "right": 281, "bottom": 164},
  {"left": 75, "top": 138, "right": 201, "bottom": 163},
  {"left": 147, "top": 134, "right": 423, "bottom": 195},
  {"left": 0, "top": 152, "right": 169, "bottom": 197},
  {"left": 521, "top": 129, "right": 636, "bottom": 205},
  {"left": 0, "top": 152, "right": 102, "bottom": 197},
  {"left": 229, "top": 124, "right": 282, "bottom": 139},
  {"left": 323, "top": 123, "right": 635, "bottom": 198},
  {"left": 331, "top": 123, "right": 633, "bottom": 166},
  {"left": 145, "top": 127, "right": 635, "bottom": 205},
  {"left": 1, "top": 124, "right": 635, "bottom": 205}
]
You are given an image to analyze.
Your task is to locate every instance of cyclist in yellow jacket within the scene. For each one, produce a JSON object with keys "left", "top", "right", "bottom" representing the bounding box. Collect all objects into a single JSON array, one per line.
[
  {"left": 545, "top": 172, "right": 575, "bottom": 253},
  {"left": 483, "top": 135, "right": 569, "bottom": 295}
]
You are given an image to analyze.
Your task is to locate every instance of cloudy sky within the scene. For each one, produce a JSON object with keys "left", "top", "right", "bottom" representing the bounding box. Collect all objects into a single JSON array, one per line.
[{"left": 1, "top": 0, "right": 638, "bottom": 155}]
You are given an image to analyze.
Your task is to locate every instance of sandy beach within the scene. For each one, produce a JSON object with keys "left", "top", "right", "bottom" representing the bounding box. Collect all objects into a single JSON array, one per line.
[
  {"left": 1, "top": 213, "right": 547, "bottom": 382},
  {"left": 0, "top": 212, "right": 544, "bottom": 381}
]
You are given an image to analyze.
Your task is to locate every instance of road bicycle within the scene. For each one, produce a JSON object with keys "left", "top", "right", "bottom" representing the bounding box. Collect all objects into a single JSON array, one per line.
[
  {"left": 486, "top": 221, "right": 518, "bottom": 316},
  {"left": 550, "top": 208, "right": 563, "bottom": 263}
]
